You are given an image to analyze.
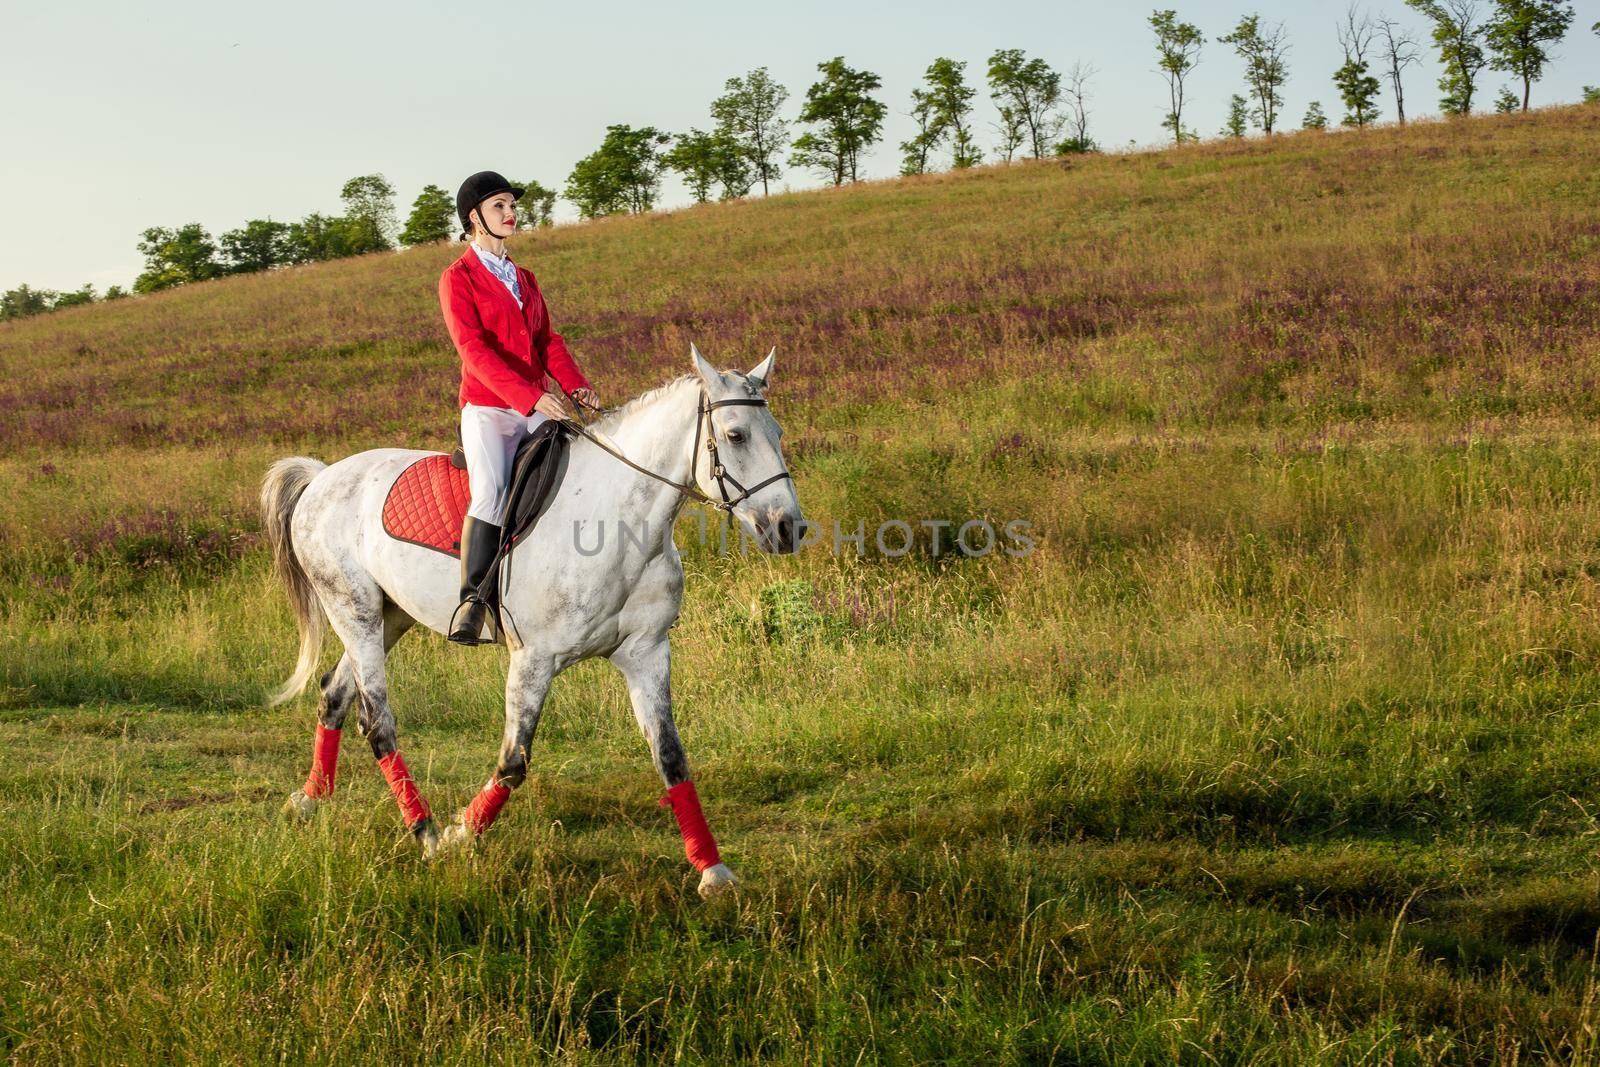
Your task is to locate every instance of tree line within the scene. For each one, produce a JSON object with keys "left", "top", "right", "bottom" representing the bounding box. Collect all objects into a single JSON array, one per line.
[
  {"left": 4, "top": 2, "right": 1595, "bottom": 322},
  {"left": 1157, "top": 0, "right": 1588, "bottom": 141}
]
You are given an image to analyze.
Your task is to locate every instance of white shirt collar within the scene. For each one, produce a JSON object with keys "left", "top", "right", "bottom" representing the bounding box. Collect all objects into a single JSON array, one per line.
[{"left": 471, "top": 242, "right": 513, "bottom": 269}]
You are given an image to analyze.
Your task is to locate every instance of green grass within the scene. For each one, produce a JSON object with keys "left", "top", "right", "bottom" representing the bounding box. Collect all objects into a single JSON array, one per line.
[{"left": 4, "top": 106, "right": 1600, "bottom": 1062}]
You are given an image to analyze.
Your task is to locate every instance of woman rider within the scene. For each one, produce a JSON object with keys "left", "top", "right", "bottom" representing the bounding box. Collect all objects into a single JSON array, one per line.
[{"left": 438, "top": 170, "right": 599, "bottom": 644}]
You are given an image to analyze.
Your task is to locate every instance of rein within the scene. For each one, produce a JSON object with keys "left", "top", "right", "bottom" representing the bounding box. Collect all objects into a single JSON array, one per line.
[{"left": 559, "top": 386, "right": 792, "bottom": 514}]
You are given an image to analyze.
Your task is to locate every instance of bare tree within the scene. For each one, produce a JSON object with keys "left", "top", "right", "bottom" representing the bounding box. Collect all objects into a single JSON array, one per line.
[
  {"left": 1339, "top": 4, "right": 1377, "bottom": 62},
  {"left": 1060, "top": 62, "right": 1097, "bottom": 152},
  {"left": 1376, "top": 15, "right": 1423, "bottom": 123},
  {"left": 1336, "top": 4, "right": 1383, "bottom": 126}
]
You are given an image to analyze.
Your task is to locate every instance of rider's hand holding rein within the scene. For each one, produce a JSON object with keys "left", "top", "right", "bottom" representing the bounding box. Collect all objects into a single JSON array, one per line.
[{"left": 535, "top": 391, "right": 580, "bottom": 422}]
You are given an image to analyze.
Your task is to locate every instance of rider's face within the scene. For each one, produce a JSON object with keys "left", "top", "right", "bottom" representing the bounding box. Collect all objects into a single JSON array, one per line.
[{"left": 476, "top": 193, "right": 516, "bottom": 237}]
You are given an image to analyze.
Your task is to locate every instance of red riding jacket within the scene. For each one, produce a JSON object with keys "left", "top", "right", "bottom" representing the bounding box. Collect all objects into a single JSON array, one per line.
[{"left": 438, "top": 247, "right": 591, "bottom": 415}]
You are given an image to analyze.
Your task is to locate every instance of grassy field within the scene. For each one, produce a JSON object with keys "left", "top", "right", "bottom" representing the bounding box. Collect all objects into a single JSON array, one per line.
[{"left": 3, "top": 106, "right": 1600, "bottom": 1062}]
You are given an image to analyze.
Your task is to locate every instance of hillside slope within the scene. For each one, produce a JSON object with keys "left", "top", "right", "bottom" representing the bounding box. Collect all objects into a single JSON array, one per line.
[{"left": 3, "top": 105, "right": 1598, "bottom": 459}]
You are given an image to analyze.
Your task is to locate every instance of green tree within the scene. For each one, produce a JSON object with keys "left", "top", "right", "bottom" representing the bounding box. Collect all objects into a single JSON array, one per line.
[
  {"left": 399, "top": 184, "right": 454, "bottom": 245},
  {"left": 513, "top": 181, "right": 559, "bottom": 228},
  {"left": 220, "top": 218, "right": 292, "bottom": 272},
  {"left": 103, "top": 285, "right": 128, "bottom": 301},
  {"left": 1407, "top": 0, "right": 1489, "bottom": 114},
  {"left": 1485, "top": 0, "right": 1575, "bottom": 110},
  {"left": 899, "top": 83, "right": 944, "bottom": 176},
  {"left": 564, "top": 124, "right": 672, "bottom": 218},
  {"left": 339, "top": 174, "right": 396, "bottom": 253},
  {"left": 1220, "top": 14, "right": 1291, "bottom": 134},
  {"left": 134, "top": 223, "right": 221, "bottom": 293},
  {"left": 1151, "top": 10, "right": 1205, "bottom": 145},
  {"left": 1303, "top": 100, "right": 1330, "bottom": 129},
  {"left": 1493, "top": 86, "right": 1521, "bottom": 109},
  {"left": 667, "top": 129, "right": 753, "bottom": 202},
  {"left": 52, "top": 284, "right": 95, "bottom": 309},
  {"left": 710, "top": 68, "right": 790, "bottom": 196},
  {"left": 992, "top": 102, "right": 1027, "bottom": 161},
  {"left": 1, "top": 284, "right": 57, "bottom": 320},
  {"left": 987, "top": 49, "right": 1064, "bottom": 159},
  {"left": 1221, "top": 93, "right": 1251, "bottom": 136},
  {"left": 283, "top": 213, "right": 363, "bottom": 264},
  {"left": 927, "top": 58, "right": 982, "bottom": 168},
  {"left": 1334, "top": 60, "right": 1383, "bottom": 126},
  {"left": 900, "top": 57, "right": 983, "bottom": 173},
  {"left": 789, "top": 57, "right": 886, "bottom": 186}
]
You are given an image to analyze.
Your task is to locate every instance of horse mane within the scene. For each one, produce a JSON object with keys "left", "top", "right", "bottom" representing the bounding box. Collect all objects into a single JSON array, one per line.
[
  {"left": 588, "top": 374, "right": 697, "bottom": 431},
  {"left": 588, "top": 369, "right": 761, "bottom": 430}
]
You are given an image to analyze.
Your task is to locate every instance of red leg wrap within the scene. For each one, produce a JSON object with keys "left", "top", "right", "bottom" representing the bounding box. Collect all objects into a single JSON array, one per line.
[
  {"left": 377, "top": 751, "right": 431, "bottom": 828},
  {"left": 463, "top": 778, "right": 513, "bottom": 834},
  {"left": 659, "top": 780, "right": 722, "bottom": 871},
  {"left": 302, "top": 724, "right": 342, "bottom": 798}
]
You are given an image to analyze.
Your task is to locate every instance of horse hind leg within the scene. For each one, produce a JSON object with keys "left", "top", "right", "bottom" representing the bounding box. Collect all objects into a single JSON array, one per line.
[
  {"left": 282, "top": 597, "right": 423, "bottom": 837},
  {"left": 280, "top": 657, "right": 358, "bottom": 821}
]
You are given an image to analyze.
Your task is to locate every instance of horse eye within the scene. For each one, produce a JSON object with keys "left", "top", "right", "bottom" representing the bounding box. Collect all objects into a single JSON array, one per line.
[{"left": 726, "top": 430, "right": 745, "bottom": 444}]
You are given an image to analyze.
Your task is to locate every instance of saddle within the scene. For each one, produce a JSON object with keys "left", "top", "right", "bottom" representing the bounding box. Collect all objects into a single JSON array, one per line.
[{"left": 381, "top": 420, "right": 571, "bottom": 561}]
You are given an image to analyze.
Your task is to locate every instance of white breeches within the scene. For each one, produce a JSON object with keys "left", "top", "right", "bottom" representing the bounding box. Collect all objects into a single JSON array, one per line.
[{"left": 461, "top": 403, "right": 550, "bottom": 524}]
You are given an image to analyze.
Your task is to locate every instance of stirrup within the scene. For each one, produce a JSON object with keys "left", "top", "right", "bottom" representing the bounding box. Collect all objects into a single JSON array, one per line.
[{"left": 447, "top": 596, "right": 497, "bottom": 646}]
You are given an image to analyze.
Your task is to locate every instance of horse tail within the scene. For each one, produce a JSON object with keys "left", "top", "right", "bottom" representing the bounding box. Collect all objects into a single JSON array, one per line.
[{"left": 260, "top": 456, "right": 328, "bottom": 707}]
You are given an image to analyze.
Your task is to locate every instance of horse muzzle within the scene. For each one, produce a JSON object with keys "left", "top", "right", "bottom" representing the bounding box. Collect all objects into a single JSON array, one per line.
[{"left": 752, "top": 511, "right": 805, "bottom": 555}]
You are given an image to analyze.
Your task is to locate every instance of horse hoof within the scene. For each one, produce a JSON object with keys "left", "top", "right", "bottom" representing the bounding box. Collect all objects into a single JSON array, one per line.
[
  {"left": 414, "top": 818, "right": 441, "bottom": 860},
  {"left": 431, "top": 820, "right": 472, "bottom": 859},
  {"left": 697, "top": 863, "right": 738, "bottom": 899},
  {"left": 282, "top": 789, "right": 318, "bottom": 822}
]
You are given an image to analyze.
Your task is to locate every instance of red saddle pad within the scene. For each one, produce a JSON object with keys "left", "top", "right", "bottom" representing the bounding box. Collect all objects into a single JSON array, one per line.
[{"left": 382, "top": 454, "right": 471, "bottom": 557}]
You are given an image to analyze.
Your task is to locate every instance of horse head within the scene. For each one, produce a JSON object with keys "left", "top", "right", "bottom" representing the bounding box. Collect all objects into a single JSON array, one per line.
[{"left": 690, "top": 343, "right": 805, "bottom": 554}]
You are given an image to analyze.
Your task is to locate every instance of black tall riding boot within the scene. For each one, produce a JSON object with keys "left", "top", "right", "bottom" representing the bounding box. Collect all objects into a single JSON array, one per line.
[{"left": 448, "top": 516, "right": 502, "bottom": 645}]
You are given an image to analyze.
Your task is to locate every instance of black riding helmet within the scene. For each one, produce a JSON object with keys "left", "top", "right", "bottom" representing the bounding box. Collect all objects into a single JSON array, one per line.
[{"left": 456, "top": 171, "right": 524, "bottom": 238}]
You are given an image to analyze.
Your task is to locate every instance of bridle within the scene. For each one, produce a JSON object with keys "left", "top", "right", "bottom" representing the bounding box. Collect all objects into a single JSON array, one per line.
[
  {"left": 560, "top": 384, "right": 792, "bottom": 514},
  {"left": 690, "top": 391, "right": 794, "bottom": 510}
]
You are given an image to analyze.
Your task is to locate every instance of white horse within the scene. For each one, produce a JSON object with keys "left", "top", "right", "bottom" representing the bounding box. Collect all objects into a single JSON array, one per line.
[{"left": 259, "top": 347, "right": 802, "bottom": 897}]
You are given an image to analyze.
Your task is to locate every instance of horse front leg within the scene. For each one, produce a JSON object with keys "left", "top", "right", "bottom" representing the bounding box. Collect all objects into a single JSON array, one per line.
[
  {"left": 434, "top": 649, "right": 554, "bottom": 855},
  {"left": 612, "top": 635, "right": 737, "bottom": 898}
]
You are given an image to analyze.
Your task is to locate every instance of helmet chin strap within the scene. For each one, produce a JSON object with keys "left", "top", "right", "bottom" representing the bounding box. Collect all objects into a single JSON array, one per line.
[{"left": 473, "top": 205, "right": 514, "bottom": 242}]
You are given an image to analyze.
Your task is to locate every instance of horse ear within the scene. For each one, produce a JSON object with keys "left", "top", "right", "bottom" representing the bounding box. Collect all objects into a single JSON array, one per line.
[
  {"left": 746, "top": 347, "right": 775, "bottom": 391},
  {"left": 690, "top": 343, "right": 720, "bottom": 388}
]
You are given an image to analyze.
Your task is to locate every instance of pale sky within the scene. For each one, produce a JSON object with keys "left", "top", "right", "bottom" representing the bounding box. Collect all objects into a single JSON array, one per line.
[{"left": 3, "top": 0, "right": 1596, "bottom": 292}]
